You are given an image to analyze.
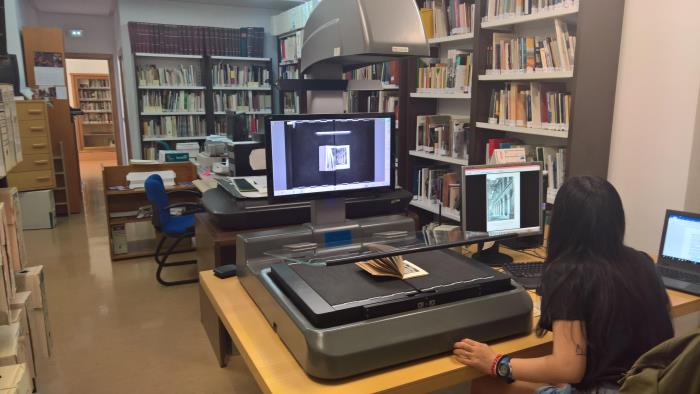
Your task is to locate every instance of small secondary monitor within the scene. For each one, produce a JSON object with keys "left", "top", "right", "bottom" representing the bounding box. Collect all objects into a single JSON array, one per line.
[
  {"left": 659, "top": 210, "right": 700, "bottom": 267},
  {"left": 461, "top": 163, "right": 543, "bottom": 235},
  {"left": 266, "top": 113, "right": 394, "bottom": 201}
]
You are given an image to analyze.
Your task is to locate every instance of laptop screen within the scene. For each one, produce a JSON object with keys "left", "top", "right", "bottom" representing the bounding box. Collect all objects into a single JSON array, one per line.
[{"left": 661, "top": 213, "right": 700, "bottom": 265}]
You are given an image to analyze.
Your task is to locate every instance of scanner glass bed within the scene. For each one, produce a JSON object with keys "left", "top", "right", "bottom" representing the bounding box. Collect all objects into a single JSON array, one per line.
[{"left": 265, "top": 231, "right": 518, "bottom": 328}]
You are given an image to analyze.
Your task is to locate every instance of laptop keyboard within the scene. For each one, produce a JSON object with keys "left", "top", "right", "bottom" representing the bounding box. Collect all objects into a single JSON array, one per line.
[{"left": 657, "top": 266, "right": 700, "bottom": 283}]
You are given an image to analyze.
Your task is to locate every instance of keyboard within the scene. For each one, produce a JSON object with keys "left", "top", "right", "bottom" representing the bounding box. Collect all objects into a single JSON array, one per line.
[
  {"left": 502, "top": 261, "right": 544, "bottom": 290},
  {"left": 657, "top": 266, "right": 700, "bottom": 284}
]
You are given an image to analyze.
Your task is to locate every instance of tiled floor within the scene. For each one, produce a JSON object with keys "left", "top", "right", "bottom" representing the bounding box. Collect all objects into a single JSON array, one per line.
[{"left": 26, "top": 157, "right": 260, "bottom": 393}]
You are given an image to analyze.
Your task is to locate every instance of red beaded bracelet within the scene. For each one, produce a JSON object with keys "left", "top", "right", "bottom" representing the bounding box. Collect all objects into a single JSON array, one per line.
[{"left": 491, "top": 354, "right": 503, "bottom": 377}]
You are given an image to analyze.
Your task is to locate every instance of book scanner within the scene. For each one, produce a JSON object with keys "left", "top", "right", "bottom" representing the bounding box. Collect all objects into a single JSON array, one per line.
[{"left": 234, "top": 0, "right": 532, "bottom": 379}]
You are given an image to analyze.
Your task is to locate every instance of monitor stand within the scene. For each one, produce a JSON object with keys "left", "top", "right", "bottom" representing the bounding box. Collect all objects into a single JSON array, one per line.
[
  {"left": 471, "top": 241, "right": 513, "bottom": 267},
  {"left": 310, "top": 198, "right": 346, "bottom": 227}
]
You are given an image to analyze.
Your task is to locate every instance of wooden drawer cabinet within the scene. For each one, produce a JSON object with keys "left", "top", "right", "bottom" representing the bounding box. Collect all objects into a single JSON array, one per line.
[
  {"left": 8, "top": 101, "right": 55, "bottom": 191},
  {"left": 18, "top": 119, "right": 48, "bottom": 139},
  {"left": 11, "top": 154, "right": 52, "bottom": 172},
  {"left": 16, "top": 103, "right": 45, "bottom": 121},
  {"left": 21, "top": 136, "right": 50, "bottom": 155},
  {"left": 7, "top": 170, "right": 54, "bottom": 191}
]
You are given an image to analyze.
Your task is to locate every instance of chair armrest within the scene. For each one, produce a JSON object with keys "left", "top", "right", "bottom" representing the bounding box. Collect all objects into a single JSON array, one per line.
[{"left": 167, "top": 189, "right": 202, "bottom": 198}]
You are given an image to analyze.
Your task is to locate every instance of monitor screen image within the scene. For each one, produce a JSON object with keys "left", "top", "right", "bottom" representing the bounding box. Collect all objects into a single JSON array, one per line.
[
  {"left": 462, "top": 163, "right": 542, "bottom": 234},
  {"left": 661, "top": 213, "right": 700, "bottom": 265},
  {"left": 266, "top": 114, "right": 393, "bottom": 200}
]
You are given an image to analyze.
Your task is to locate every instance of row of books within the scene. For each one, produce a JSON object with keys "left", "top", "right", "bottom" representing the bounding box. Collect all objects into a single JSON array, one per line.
[
  {"left": 142, "top": 116, "right": 207, "bottom": 138},
  {"left": 213, "top": 92, "right": 272, "bottom": 113},
  {"left": 128, "top": 22, "right": 265, "bottom": 57},
  {"left": 211, "top": 64, "right": 270, "bottom": 88},
  {"left": 368, "top": 92, "right": 400, "bottom": 114},
  {"left": 483, "top": 137, "right": 566, "bottom": 192},
  {"left": 417, "top": 50, "right": 472, "bottom": 92},
  {"left": 213, "top": 114, "right": 265, "bottom": 136},
  {"left": 79, "top": 90, "right": 110, "bottom": 100},
  {"left": 82, "top": 114, "right": 112, "bottom": 124},
  {"left": 487, "top": 82, "right": 571, "bottom": 131},
  {"left": 413, "top": 167, "right": 462, "bottom": 211},
  {"left": 279, "top": 63, "right": 300, "bottom": 80},
  {"left": 81, "top": 102, "right": 111, "bottom": 111},
  {"left": 484, "top": 0, "right": 577, "bottom": 21},
  {"left": 282, "top": 92, "right": 300, "bottom": 114},
  {"left": 419, "top": 0, "right": 476, "bottom": 39},
  {"left": 279, "top": 30, "right": 303, "bottom": 62},
  {"left": 416, "top": 114, "right": 470, "bottom": 160},
  {"left": 344, "top": 61, "right": 400, "bottom": 87},
  {"left": 140, "top": 91, "right": 205, "bottom": 113},
  {"left": 78, "top": 79, "right": 109, "bottom": 88},
  {"left": 486, "top": 19, "right": 575, "bottom": 73},
  {"left": 342, "top": 91, "right": 399, "bottom": 115},
  {"left": 136, "top": 65, "right": 200, "bottom": 87}
]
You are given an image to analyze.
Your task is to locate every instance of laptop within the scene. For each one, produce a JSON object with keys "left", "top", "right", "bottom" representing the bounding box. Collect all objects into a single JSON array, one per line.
[{"left": 656, "top": 210, "right": 700, "bottom": 296}]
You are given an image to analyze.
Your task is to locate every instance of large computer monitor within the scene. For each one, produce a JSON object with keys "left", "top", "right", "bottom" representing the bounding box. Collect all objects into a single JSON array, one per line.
[
  {"left": 265, "top": 113, "right": 395, "bottom": 203},
  {"left": 461, "top": 163, "right": 543, "bottom": 263}
]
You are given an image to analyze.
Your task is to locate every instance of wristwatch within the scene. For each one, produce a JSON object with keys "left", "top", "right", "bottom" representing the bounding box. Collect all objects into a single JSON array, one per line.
[{"left": 496, "top": 355, "right": 514, "bottom": 384}]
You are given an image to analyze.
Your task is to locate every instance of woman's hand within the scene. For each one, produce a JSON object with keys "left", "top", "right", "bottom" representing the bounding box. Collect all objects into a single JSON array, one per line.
[{"left": 453, "top": 338, "right": 498, "bottom": 375}]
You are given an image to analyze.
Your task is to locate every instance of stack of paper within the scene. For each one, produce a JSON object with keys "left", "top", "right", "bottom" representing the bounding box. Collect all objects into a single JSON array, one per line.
[{"left": 126, "top": 170, "right": 176, "bottom": 189}]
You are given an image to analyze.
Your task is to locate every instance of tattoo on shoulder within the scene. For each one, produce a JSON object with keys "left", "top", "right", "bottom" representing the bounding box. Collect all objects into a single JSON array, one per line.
[{"left": 576, "top": 344, "right": 585, "bottom": 356}]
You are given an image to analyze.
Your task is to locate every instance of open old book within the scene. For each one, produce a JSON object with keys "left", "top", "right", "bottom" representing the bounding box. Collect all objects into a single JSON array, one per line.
[{"left": 355, "top": 243, "right": 428, "bottom": 279}]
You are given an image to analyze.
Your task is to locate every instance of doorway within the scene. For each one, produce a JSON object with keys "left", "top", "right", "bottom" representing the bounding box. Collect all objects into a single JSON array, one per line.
[
  {"left": 66, "top": 53, "right": 121, "bottom": 168},
  {"left": 65, "top": 54, "right": 124, "bottom": 216}
]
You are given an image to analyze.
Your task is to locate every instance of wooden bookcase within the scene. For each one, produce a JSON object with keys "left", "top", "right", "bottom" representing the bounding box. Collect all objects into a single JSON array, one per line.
[
  {"left": 134, "top": 53, "right": 274, "bottom": 159},
  {"left": 400, "top": 0, "right": 625, "bottom": 223},
  {"left": 102, "top": 162, "right": 198, "bottom": 261},
  {"left": 277, "top": 28, "right": 306, "bottom": 115},
  {"left": 71, "top": 73, "right": 116, "bottom": 151}
]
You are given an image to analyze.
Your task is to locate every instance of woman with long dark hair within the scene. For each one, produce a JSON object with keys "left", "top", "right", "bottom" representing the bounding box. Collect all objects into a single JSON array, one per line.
[{"left": 454, "top": 176, "right": 674, "bottom": 393}]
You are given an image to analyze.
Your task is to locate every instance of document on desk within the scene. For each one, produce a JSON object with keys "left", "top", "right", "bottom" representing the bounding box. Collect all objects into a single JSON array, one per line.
[{"left": 218, "top": 176, "right": 268, "bottom": 198}]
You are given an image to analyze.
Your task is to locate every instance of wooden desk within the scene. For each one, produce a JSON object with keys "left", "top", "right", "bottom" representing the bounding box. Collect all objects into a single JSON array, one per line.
[
  {"left": 102, "top": 163, "right": 198, "bottom": 261},
  {"left": 199, "top": 249, "right": 700, "bottom": 393}
]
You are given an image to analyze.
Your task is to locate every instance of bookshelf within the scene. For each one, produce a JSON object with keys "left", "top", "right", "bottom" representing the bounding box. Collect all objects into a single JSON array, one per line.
[
  {"left": 410, "top": 92, "right": 471, "bottom": 99},
  {"left": 475, "top": 122, "right": 568, "bottom": 138},
  {"left": 71, "top": 73, "right": 116, "bottom": 151},
  {"left": 478, "top": 70, "right": 574, "bottom": 81},
  {"left": 398, "top": 0, "right": 624, "bottom": 225},
  {"left": 469, "top": 0, "right": 625, "bottom": 202},
  {"left": 428, "top": 33, "right": 474, "bottom": 45},
  {"left": 409, "top": 198, "right": 461, "bottom": 221},
  {"left": 276, "top": 28, "right": 305, "bottom": 115},
  {"left": 129, "top": 22, "right": 272, "bottom": 158},
  {"left": 403, "top": 0, "right": 477, "bottom": 222}
]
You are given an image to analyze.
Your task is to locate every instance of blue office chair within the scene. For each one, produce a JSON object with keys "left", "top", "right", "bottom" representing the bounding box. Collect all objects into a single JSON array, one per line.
[{"left": 144, "top": 174, "right": 203, "bottom": 286}]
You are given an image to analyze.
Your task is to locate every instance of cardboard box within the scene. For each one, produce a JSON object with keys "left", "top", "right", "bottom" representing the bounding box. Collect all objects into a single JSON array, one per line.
[
  {"left": 13, "top": 268, "right": 43, "bottom": 310},
  {"left": 10, "top": 293, "right": 34, "bottom": 378},
  {"left": 10, "top": 292, "right": 31, "bottom": 339},
  {"left": 0, "top": 363, "right": 31, "bottom": 394},
  {"left": 0, "top": 323, "right": 19, "bottom": 366},
  {"left": 0, "top": 255, "right": 11, "bottom": 326},
  {"left": 27, "top": 309, "right": 50, "bottom": 359},
  {"left": 0, "top": 188, "right": 27, "bottom": 270},
  {"left": 18, "top": 191, "right": 54, "bottom": 230}
]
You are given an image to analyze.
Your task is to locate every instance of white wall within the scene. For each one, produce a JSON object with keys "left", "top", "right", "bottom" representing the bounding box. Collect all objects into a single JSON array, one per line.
[
  {"left": 116, "top": 0, "right": 279, "bottom": 158},
  {"left": 684, "top": 90, "right": 700, "bottom": 214},
  {"left": 608, "top": 0, "right": 700, "bottom": 254},
  {"left": 35, "top": 12, "right": 115, "bottom": 54},
  {"left": 4, "top": 0, "right": 38, "bottom": 91},
  {"left": 65, "top": 59, "right": 110, "bottom": 106}
]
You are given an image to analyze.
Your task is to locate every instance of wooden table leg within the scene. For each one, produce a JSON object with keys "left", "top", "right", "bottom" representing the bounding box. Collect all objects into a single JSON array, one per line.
[{"left": 200, "top": 283, "right": 229, "bottom": 367}]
